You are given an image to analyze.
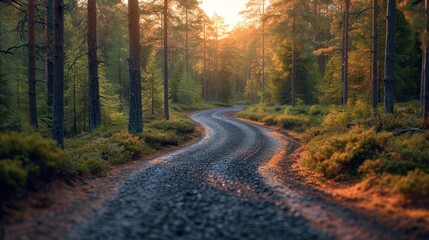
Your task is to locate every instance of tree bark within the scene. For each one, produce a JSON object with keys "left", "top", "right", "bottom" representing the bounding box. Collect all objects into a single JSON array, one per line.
[
  {"left": 128, "top": 0, "right": 143, "bottom": 133},
  {"left": 185, "top": 0, "right": 189, "bottom": 86},
  {"left": 384, "top": 0, "right": 395, "bottom": 114},
  {"left": 47, "top": 0, "right": 54, "bottom": 114},
  {"left": 52, "top": 0, "right": 65, "bottom": 148},
  {"left": 261, "top": 0, "right": 265, "bottom": 102},
  {"left": 215, "top": 21, "right": 218, "bottom": 101},
  {"left": 342, "top": 0, "right": 350, "bottom": 106},
  {"left": 291, "top": 4, "right": 296, "bottom": 106},
  {"left": 88, "top": 0, "right": 101, "bottom": 131},
  {"left": 163, "top": 0, "right": 170, "bottom": 120},
  {"left": 421, "top": 50, "right": 425, "bottom": 105},
  {"left": 28, "top": 0, "right": 38, "bottom": 128},
  {"left": 372, "top": 0, "right": 378, "bottom": 115},
  {"left": 203, "top": 15, "right": 207, "bottom": 101},
  {"left": 423, "top": 0, "right": 429, "bottom": 127}
]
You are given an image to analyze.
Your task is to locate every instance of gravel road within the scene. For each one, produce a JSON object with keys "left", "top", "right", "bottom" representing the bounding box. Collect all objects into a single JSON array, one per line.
[{"left": 76, "top": 107, "right": 333, "bottom": 240}]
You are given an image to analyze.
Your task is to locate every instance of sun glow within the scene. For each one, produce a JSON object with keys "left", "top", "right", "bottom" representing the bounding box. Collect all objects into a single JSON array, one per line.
[{"left": 200, "top": 0, "right": 248, "bottom": 30}]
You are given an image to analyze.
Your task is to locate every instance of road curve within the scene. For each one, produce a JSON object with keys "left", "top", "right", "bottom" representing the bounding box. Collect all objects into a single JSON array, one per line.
[{"left": 76, "top": 107, "right": 333, "bottom": 240}]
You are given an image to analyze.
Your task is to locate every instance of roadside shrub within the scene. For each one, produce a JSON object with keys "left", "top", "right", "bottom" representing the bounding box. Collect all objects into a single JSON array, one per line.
[
  {"left": 65, "top": 133, "right": 153, "bottom": 176},
  {"left": 85, "top": 158, "right": 109, "bottom": 176},
  {"left": 305, "top": 127, "right": 387, "bottom": 180},
  {"left": 140, "top": 128, "right": 180, "bottom": 146},
  {"left": 0, "top": 133, "right": 66, "bottom": 201},
  {"left": 275, "top": 115, "right": 310, "bottom": 132},
  {"left": 373, "top": 113, "right": 421, "bottom": 131},
  {"left": 284, "top": 105, "right": 309, "bottom": 116},
  {"left": 65, "top": 139, "right": 113, "bottom": 175},
  {"left": 0, "top": 160, "right": 27, "bottom": 198},
  {"left": 262, "top": 115, "right": 278, "bottom": 126},
  {"left": 395, "top": 169, "right": 429, "bottom": 199},
  {"left": 109, "top": 132, "right": 153, "bottom": 158},
  {"left": 147, "top": 118, "right": 194, "bottom": 134},
  {"left": 0, "top": 133, "right": 65, "bottom": 183},
  {"left": 309, "top": 105, "right": 330, "bottom": 116},
  {"left": 306, "top": 125, "right": 429, "bottom": 181},
  {"left": 173, "top": 102, "right": 216, "bottom": 111}
]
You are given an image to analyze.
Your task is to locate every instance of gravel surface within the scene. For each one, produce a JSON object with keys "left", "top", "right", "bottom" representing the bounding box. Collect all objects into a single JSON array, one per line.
[{"left": 75, "top": 107, "right": 333, "bottom": 240}]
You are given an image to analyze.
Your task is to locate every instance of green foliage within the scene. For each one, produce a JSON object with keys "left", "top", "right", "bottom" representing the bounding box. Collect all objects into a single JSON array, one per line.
[
  {"left": 146, "top": 116, "right": 195, "bottom": 134},
  {"left": 139, "top": 128, "right": 179, "bottom": 146},
  {"left": 63, "top": 114, "right": 196, "bottom": 177},
  {"left": 0, "top": 133, "right": 66, "bottom": 201},
  {"left": 274, "top": 115, "right": 310, "bottom": 132},
  {"left": 171, "top": 102, "right": 216, "bottom": 111},
  {"left": 0, "top": 160, "right": 27, "bottom": 198},
  {"left": 305, "top": 127, "right": 387, "bottom": 180},
  {"left": 0, "top": 133, "right": 66, "bottom": 180},
  {"left": 109, "top": 132, "right": 154, "bottom": 158},
  {"left": 177, "top": 67, "right": 202, "bottom": 105},
  {"left": 304, "top": 122, "right": 429, "bottom": 198},
  {"left": 143, "top": 58, "right": 164, "bottom": 117},
  {"left": 239, "top": 102, "right": 429, "bottom": 201},
  {"left": 394, "top": 169, "right": 429, "bottom": 199},
  {"left": 238, "top": 104, "right": 314, "bottom": 131},
  {"left": 66, "top": 131, "right": 154, "bottom": 176}
]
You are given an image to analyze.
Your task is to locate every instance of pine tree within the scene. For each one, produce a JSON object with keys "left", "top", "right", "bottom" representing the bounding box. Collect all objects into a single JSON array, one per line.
[
  {"left": 52, "top": 0, "right": 65, "bottom": 147},
  {"left": 128, "top": 0, "right": 143, "bottom": 133},
  {"left": 88, "top": 0, "right": 101, "bottom": 131}
]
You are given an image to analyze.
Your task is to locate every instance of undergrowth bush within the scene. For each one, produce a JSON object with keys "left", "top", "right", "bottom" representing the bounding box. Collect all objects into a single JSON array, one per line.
[
  {"left": 139, "top": 128, "right": 180, "bottom": 147},
  {"left": 275, "top": 115, "right": 310, "bottom": 132},
  {"left": 394, "top": 169, "right": 429, "bottom": 199},
  {"left": 0, "top": 112, "right": 198, "bottom": 208},
  {"left": 239, "top": 102, "right": 428, "bottom": 201},
  {"left": 147, "top": 116, "right": 194, "bottom": 134},
  {"left": 305, "top": 127, "right": 387, "bottom": 180},
  {"left": 0, "top": 133, "right": 66, "bottom": 201}
]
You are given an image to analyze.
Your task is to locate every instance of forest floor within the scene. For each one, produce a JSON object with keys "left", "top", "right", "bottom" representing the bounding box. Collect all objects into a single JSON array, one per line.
[{"left": 240, "top": 117, "right": 429, "bottom": 240}]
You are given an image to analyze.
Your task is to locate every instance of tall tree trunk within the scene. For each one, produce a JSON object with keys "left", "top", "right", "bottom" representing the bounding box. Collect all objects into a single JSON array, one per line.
[
  {"left": 384, "top": 0, "right": 395, "bottom": 114},
  {"left": 128, "top": 0, "right": 143, "bottom": 133},
  {"left": 163, "top": 0, "right": 170, "bottom": 120},
  {"left": 28, "top": 0, "right": 38, "bottom": 128},
  {"left": 372, "top": 0, "right": 378, "bottom": 115},
  {"left": 88, "top": 0, "right": 101, "bottom": 131},
  {"left": 73, "top": 75, "right": 77, "bottom": 136},
  {"left": 185, "top": 1, "right": 189, "bottom": 86},
  {"left": 151, "top": 72, "right": 155, "bottom": 115},
  {"left": 203, "top": 16, "right": 207, "bottom": 101},
  {"left": 423, "top": 0, "right": 429, "bottom": 127},
  {"left": 52, "top": 0, "right": 65, "bottom": 148},
  {"left": 215, "top": 22, "right": 218, "bottom": 101},
  {"left": 291, "top": 4, "right": 296, "bottom": 106},
  {"left": 47, "top": 0, "right": 54, "bottom": 115},
  {"left": 17, "top": 78, "right": 22, "bottom": 130},
  {"left": 342, "top": 0, "right": 350, "bottom": 106},
  {"left": 261, "top": 0, "right": 265, "bottom": 102},
  {"left": 421, "top": 50, "right": 425, "bottom": 105}
]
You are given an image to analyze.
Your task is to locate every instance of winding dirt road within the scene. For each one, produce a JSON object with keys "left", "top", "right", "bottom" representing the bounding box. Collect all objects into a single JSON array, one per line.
[
  {"left": 67, "top": 107, "right": 403, "bottom": 240},
  {"left": 72, "top": 107, "right": 333, "bottom": 239}
]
